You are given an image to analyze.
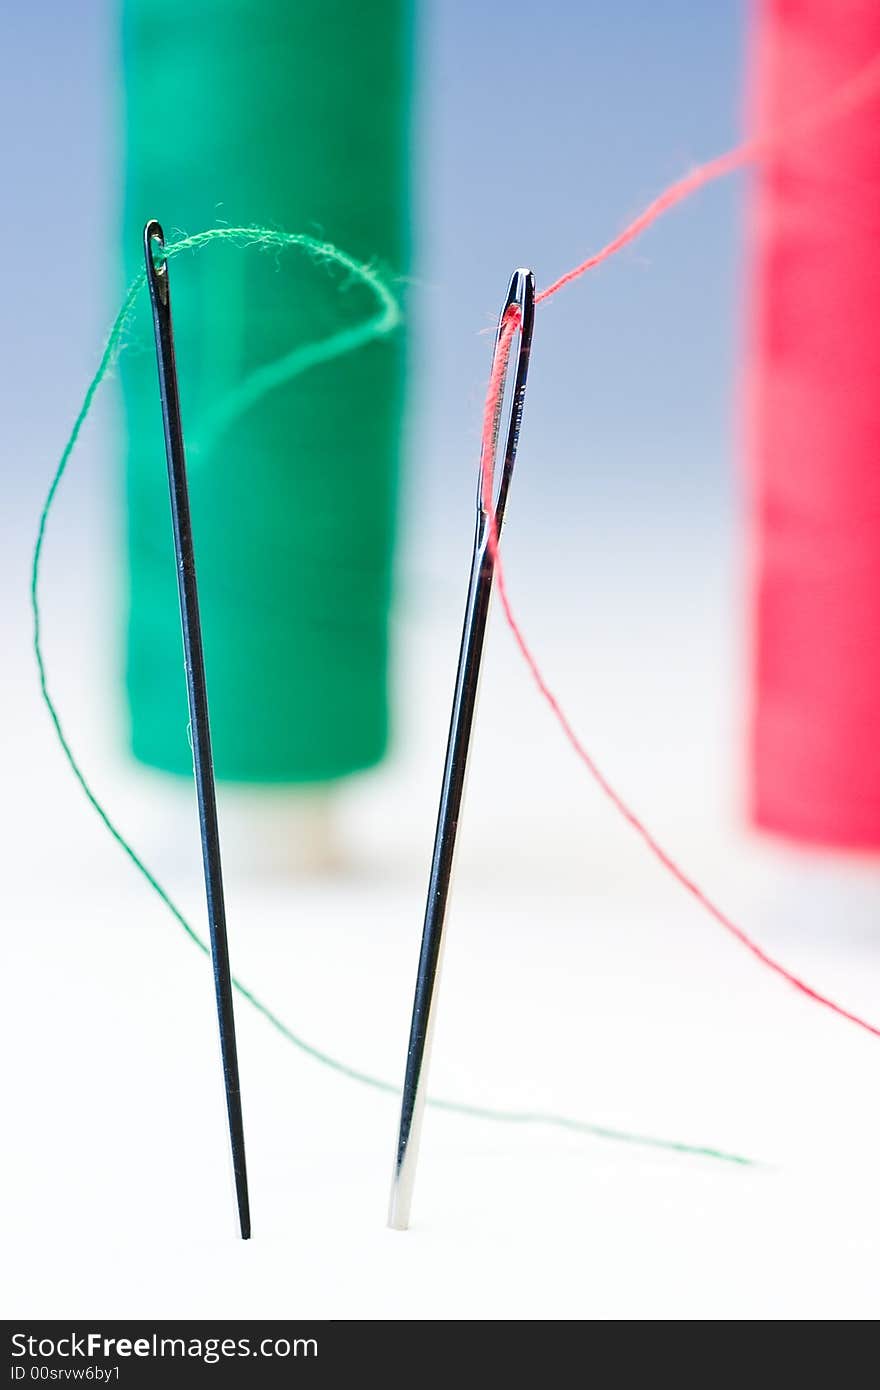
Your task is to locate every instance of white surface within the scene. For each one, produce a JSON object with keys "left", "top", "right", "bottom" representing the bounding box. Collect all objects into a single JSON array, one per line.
[{"left": 4, "top": 508, "right": 880, "bottom": 1321}]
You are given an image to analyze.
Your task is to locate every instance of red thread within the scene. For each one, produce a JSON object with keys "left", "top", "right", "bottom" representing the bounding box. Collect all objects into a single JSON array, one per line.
[
  {"left": 534, "top": 47, "right": 880, "bottom": 306},
  {"left": 479, "top": 49, "right": 880, "bottom": 1042},
  {"left": 748, "top": 2, "right": 880, "bottom": 848}
]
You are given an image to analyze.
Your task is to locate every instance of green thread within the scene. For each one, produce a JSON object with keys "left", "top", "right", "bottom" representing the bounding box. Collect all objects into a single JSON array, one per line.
[
  {"left": 123, "top": 1, "right": 410, "bottom": 783},
  {"left": 31, "top": 224, "right": 756, "bottom": 1172},
  {"left": 150, "top": 228, "right": 403, "bottom": 460}
]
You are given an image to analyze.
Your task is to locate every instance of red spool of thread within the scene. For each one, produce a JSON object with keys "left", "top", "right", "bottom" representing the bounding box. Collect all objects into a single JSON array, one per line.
[{"left": 747, "top": 0, "right": 880, "bottom": 850}]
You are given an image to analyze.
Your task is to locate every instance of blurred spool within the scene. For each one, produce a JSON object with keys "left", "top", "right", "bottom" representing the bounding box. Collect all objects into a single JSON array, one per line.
[
  {"left": 120, "top": 0, "right": 411, "bottom": 810},
  {"left": 747, "top": 0, "right": 880, "bottom": 849}
]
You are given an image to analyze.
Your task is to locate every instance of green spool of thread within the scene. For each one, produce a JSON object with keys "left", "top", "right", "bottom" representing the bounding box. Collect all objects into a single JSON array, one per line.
[{"left": 121, "top": 0, "right": 410, "bottom": 783}]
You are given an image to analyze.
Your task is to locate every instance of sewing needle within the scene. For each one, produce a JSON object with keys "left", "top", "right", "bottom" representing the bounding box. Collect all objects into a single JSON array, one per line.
[
  {"left": 144, "top": 219, "right": 251, "bottom": 1240},
  {"left": 388, "top": 268, "right": 536, "bottom": 1230}
]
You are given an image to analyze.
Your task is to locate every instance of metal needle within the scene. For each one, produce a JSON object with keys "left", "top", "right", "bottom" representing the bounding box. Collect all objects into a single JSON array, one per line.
[
  {"left": 144, "top": 219, "right": 251, "bottom": 1240},
  {"left": 388, "top": 268, "right": 536, "bottom": 1230}
]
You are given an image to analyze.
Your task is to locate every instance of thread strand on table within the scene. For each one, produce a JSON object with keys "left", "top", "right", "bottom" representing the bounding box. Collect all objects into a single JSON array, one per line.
[{"left": 479, "top": 48, "right": 880, "bottom": 1041}]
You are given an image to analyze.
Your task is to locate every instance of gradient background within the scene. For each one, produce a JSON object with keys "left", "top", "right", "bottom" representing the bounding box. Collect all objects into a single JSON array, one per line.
[{"left": 3, "top": 0, "right": 880, "bottom": 1320}]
